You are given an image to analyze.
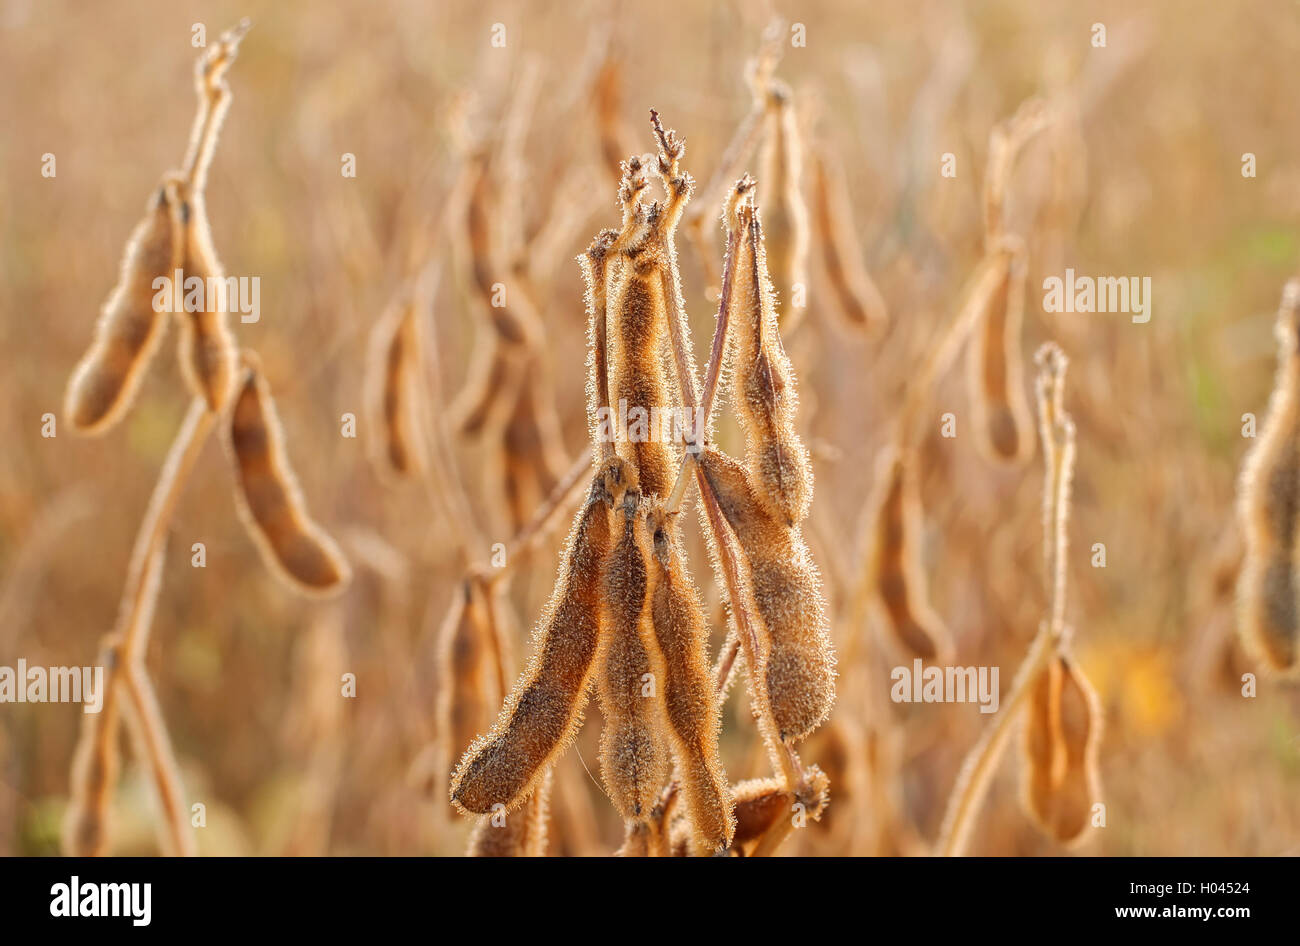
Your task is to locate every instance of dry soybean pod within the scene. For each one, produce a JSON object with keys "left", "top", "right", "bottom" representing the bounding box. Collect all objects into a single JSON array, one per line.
[
  {"left": 596, "top": 481, "right": 670, "bottom": 821},
  {"left": 859, "top": 446, "right": 953, "bottom": 663},
  {"left": 697, "top": 446, "right": 835, "bottom": 743},
  {"left": 174, "top": 24, "right": 247, "bottom": 413},
  {"left": 449, "top": 149, "right": 542, "bottom": 440},
  {"left": 728, "top": 763, "right": 829, "bottom": 857},
  {"left": 604, "top": 157, "right": 678, "bottom": 498},
  {"left": 449, "top": 335, "right": 521, "bottom": 438},
  {"left": 366, "top": 295, "right": 428, "bottom": 480},
  {"left": 1020, "top": 656, "right": 1061, "bottom": 831},
  {"left": 450, "top": 456, "right": 628, "bottom": 815},
  {"left": 224, "top": 354, "right": 351, "bottom": 596},
  {"left": 593, "top": 56, "right": 634, "bottom": 185},
  {"left": 728, "top": 185, "right": 812, "bottom": 527},
  {"left": 644, "top": 500, "right": 735, "bottom": 854},
  {"left": 176, "top": 183, "right": 239, "bottom": 412},
  {"left": 467, "top": 771, "right": 552, "bottom": 857},
  {"left": 1236, "top": 279, "right": 1300, "bottom": 673},
  {"left": 498, "top": 355, "right": 571, "bottom": 531},
  {"left": 808, "top": 143, "right": 887, "bottom": 333},
  {"left": 983, "top": 98, "right": 1052, "bottom": 250},
  {"left": 754, "top": 80, "right": 810, "bottom": 334},
  {"left": 581, "top": 229, "right": 619, "bottom": 459},
  {"left": 1047, "top": 654, "right": 1102, "bottom": 844},
  {"left": 63, "top": 637, "right": 129, "bottom": 856},
  {"left": 64, "top": 177, "right": 183, "bottom": 434},
  {"left": 966, "top": 236, "right": 1034, "bottom": 466},
  {"left": 464, "top": 150, "right": 541, "bottom": 347},
  {"left": 434, "top": 575, "right": 499, "bottom": 787},
  {"left": 727, "top": 777, "right": 790, "bottom": 857}
]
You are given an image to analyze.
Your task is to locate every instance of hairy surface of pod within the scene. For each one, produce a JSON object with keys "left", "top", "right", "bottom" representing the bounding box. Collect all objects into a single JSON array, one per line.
[
  {"left": 367, "top": 299, "right": 427, "bottom": 479},
  {"left": 466, "top": 772, "right": 551, "bottom": 857},
  {"left": 176, "top": 188, "right": 238, "bottom": 412},
  {"left": 597, "top": 483, "right": 670, "bottom": 820},
  {"left": 698, "top": 447, "right": 835, "bottom": 742},
  {"left": 1237, "top": 281, "right": 1300, "bottom": 673},
  {"left": 756, "top": 81, "right": 809, "bottom": 333},
  {"left": 729, "top": 194, "right": 812, "bottom": 526},
  {"left": 644, "top": 502, "right": 735, "bottom": 853},
  {"left": 450, "top": 457, "right": 629, "bottom": 814},
  {"left": 225, "top": 361, "right": 351, "bottom": 595},
  {"left": 967, "top": 241, "right": 1034, "bottom": 466},
  {"left": 65, "top": 181, "right": 181, "bottom": 434},
  {"left": 863, "top": 447, "right": 953, "bottom": 663},
  {"left": 435, "top": 577, "right": 499, "bottom": 786},
  {"left": 605, "top": 240, "right": 678, "bottom": 499}
]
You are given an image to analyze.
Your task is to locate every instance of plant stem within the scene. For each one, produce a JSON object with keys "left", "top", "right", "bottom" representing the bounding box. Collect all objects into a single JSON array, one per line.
[
  {"left": 121, "top": 666, "right": 197, "bottom": 857},
  {"left": 66, "top": 397, "right": 213, "bottom": 857},
  {"left": 934, "top": 627, "right": 1053, "bottom": 857},
  {"left": 488, "top": 446, "right": 593, "bottom": 580}
]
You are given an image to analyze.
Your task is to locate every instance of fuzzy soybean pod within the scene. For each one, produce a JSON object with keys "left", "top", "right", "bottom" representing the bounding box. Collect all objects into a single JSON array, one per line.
[
  {"left": 728, "top": 765, "right": 829, "bottom": 857},
  {"left": 580, "top": 230, "right": 618, "bottom": 450},
  {"left": 966, "top": 238, "right": 1034, "bottom": 466},
  {"left": 861, "top": 446, "right": 953, "bottom": 663},
  {"left": 644, "top": 501, "right": 735, "bottom": 854},
  {"left": 450, "top": 456, "right": 627, "bottom": 815},
  {"left": 698, "top": 446, "right": 835, "bottom": 743},
  {"left": 1020, "top": 656, "right": 1060, "bottom": 831},
  {"left": 1020, "top": 654, "right": 1102, "bottom": 845},
  {"left": 64, "top": 178, "right": 183, "bottom": 434},
  {"left": 466, "top": 771, "right": 552, "bottom": 857},
  {"left": 450, "top": 336, "right": 520, "bottom": 438},
  {"left": 435, "top": 576, "right": 500, "bottom": 786},
  {"left": 603, "top": 154, "right": 679, "bottom": 500},
  {"left": 597, "top": 483, "right": 670, "bottom": 821},
  {"left": 464, "top": 151, "right": 541, "bottom": 348},
  {"left": 1237, "top": 280, "right": 1300, "bottom": 673},
  {"left": 728, "top": 189, "right": 813, "bottom": 527},
  {"left": 499, "top": 356, "right": 569, "bottom": 531},
  {"left": 619, "top": 818, "right": 669, "bottom": 857},
  {"left": 224, "top": 357, "right": 351, "bottom": 596},
  {"left": 176, "top": 185, "right": 239, "bottom": 412},
  {"left": 366, "top": 297, "right": 427, "bottom": 480},
  {"left": 604, "top": 239, "right": 678, "bottom": 499},
  {"left": 1049, "top": 655, "right": 1102, "bottom": 844},
  {"left": 728, "top": 777, "right": 792, "bottom": 856},
  {"left": 808, "top": 144, "right": 887, "bottom": 333},
  {"left": 756, "top": 81, "right": 810, "bottom": 333}
]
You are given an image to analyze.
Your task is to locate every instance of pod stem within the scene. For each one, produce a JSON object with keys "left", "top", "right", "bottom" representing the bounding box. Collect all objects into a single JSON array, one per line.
[
  {"left": 935, "top": 345, "right": 1076, "bottom": 856},
  {"left": 487, "top": 446, "right": 594, "bottom": 582},
  {"left": 67, "top": 397, "right": 214, "bottom": 858},
  {"left": 182, "top": 19, "right": 250, "bottom": 194}
]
